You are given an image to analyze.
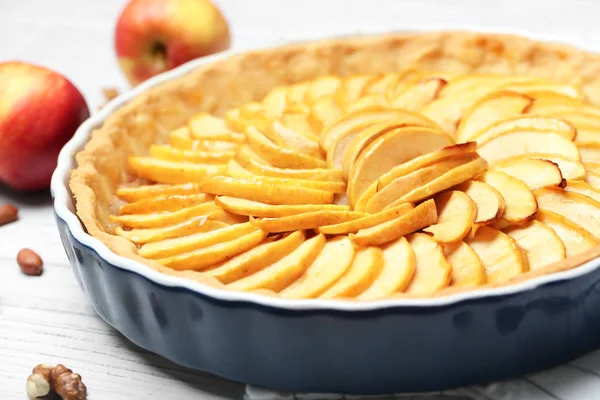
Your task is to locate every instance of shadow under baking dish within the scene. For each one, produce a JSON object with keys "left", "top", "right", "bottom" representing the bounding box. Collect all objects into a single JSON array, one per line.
[{"left": 54, "top": 208, "right": 600, "bottom": 394}]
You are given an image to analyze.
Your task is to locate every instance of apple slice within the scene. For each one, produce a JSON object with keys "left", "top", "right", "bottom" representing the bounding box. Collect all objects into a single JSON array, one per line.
[
  {"left": 116, "top": 183, "right": 204, "bottom": 202},
  {"left": 464, "top": 116, "right": 576, "bottom": 144},
  {"left": 443, "top": 241, "right": 487, "bottom": 287},
  {"left": 341, "top": 121, "right": 444, "bottom": 177},
  {"left": 149, "top": 145, "right": 235, "bottom": 164},
  {"left": 334, "top": 74, "right": 379, "bottom": 105},
  {"left": 199, "top": 176, "right": 334, "bottom": 205},
  {"left": 309, "top": 95, "right": 343, "bottom": 131},
  {"left": 504, "top": 220, "right": 566, "bottom": 271},
  {"left": 534, "top": 188, "right": 600, "bottom": 237},
  {"left": 404, "top": 233, "right": 452, "bottom": 295},
  {"left": 535, "top": 210, "right": 600, "bottom": 257},
  {"left": 207, "top": 231, "right": 306, "bottom": 284},
  {"left": 364, "top": 72, "right": 401, "bottom": 95},
  {"left": 286, "top": 82, "right": 310, "bottom": 104},
  {"left": 227, "top": 233, "right": 326, "bottom": 292},
  {"left": 423, "top": 191, "right": 477, "bottom": 243},
  {"left": 128, "top": 157, "right": 226, "bottom": 184},
  {"left": 491, "top": 153, "right": 586, "bottom": 181},
  {"left": 357, "top": 237, "right": 416, "bottom": 300},
  {"left": 389, "top": 77, "right": 447, "bottom": 111},
  {"left": 585, "top": 166, "right": 600, "bottom": 189},
  {"left": 245, "top": 126, "right": 326, "bottom": 169},
  {"left": 386, "top": 156, "right": 488, "bottom": 207},
  {"left": 320, "top": 107, "right": 440, "bottom": 153},
  {"left": 328, "top": 121, "right": 415, "bottom": 172},
  {"left": 464, "top": 225, "right": 529, "bottom": 284},
  {"left": 526, "top": 98, "right": 600, "bottom": 118},
  {"left": 352, "top": 199, "right": 437, "bottom": 247},
  {"left": 139, "top": 222, "right": 260, "bottom": 259},
  {"left": 354, "top": 142, "right": 477, "bottom": 212},
  {"left": 542, "top": 112, "right": 600, "bottom": 142},
  {"left": 345, "top": 93, "right": 388, "bottom": 113},
  {"left": 111, "top": 201, "right": 221, "bottom": 229},
  {"left": 477, "top": 131, "right": 581, "bottom": 165},
  {"left": 347, "top": 127, "right": 454, "bottom": 206},
  {"left": 320, "top": 247, "right": 384, "bottom": 299},
  {"left": 280, "top": 236, "right": 355, "bottom": 299},
  {"left": 215, "top": 196, "right": 349, "bottom": 218},
  {"left": 281, "top": 111, "right": 320, "bottom": 142},
  {"left": 158, "top": 230, "right": 268, "bottom": 271},
  {"left": 188, "top": 113, "right": 246, "bottom": 142},
  {"left": 479, "top": 171, "right": 537, "bottom": 229},
  {"left": 304, "top": 75, "right": 341, "bottom": 104},
  {"left": 261, "top": 86, "right": 287, "bottom": 117},
  {"left": 257, "top": 119, "right": 322, "bottom": 158},
  {"left": 499, "top": 81, "right": 583, "bottom": 100},
  {"left": 564, "top": 180, "right": 600, "bottom": 203},
  {"left": 364, "top": 153, "right": 478, "bottom": 213},
  {"left": 120, "top": 193, "right": 211, "bottom": 215},
  {"left": 211, "top": 174, "right": 345, "bottom": 193},
  {"left": 455, "top": 91, "right": 533, "bottom": 143},
  {"left": 226, "top": 159, "right": 256, "bottom": 178},
  {"left": 318, "top": 203, "right": 414, "bottom": 235},
  {"left": 576, "top": 142, "right": 600, "bottom": 163},
  {"left": 168, "top": 127, "right": 237, "bottom": 152},
  {"left": 454, "top": 180, "right": 505, "bottom": 225},
  {"left": 491, "top": 157, "right": 565, "bottom": 190},
  {"left": 115, "top": 217, "right": 228, "bottom": 244},
  {"left": 250, "top": 210, "right": 367, "bottom": 233},
  {"left": 235, "top": 145, "right": 344, "bottom": 182}
]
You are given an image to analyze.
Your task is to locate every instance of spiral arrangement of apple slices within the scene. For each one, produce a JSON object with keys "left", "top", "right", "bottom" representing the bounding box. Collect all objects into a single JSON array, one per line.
[{"left": 111, "top": 69, "right": 600, "bottom": 300}]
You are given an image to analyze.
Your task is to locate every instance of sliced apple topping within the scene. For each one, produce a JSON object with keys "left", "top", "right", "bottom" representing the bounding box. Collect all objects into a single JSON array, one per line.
[
  {"left": 443, "top": 241, "right": 487, "bottom": 287},
  {"left": 491, "top": 157, "right": 565, "bottom": 190},
  {"left": 250, "top": 210, "right": 367, "bottom": 233},
  {"left": 453, "top": 180, "right": 505, "bottom": 225},
  {"left": 352, "top": 199, "right": 437, "bottom": 247},
  {"left": 477, "top": 131, "right": 580, "bottom": 165},
  {"left": 280, "top": 236, "right": 355, "bottom": 299},
  {"left": 207, "top": 231, "right": 306, "bottom": 284},
  {"left": 455, "top": 91, "right": 533, "bottom": 143},
  {"left": 357, "top": 236, "right": 416, "bottom": 300},
  {"left": 465, "top": 225, "right": 529, "bottom": 284},
  {"left": 478, "top": 171, "right": 538, "bottom": 229},
  {"left": 109, "top": 69, "right": 600, "bottom": 300},
  {"left": 534, "top": 188, "right": 600, "bottom": 237},
  {"left": 423, "top": 191, "right": 477, "bottom": 243},
  {"left": 535, "top": 210, "right": 600, "bottom": 257},
  {"left": 347, "top": 127, "right": 453, "bottom": 206},
  {"left": 504, "top": 220, "right": 566, "bottom": 270},
  {"left": 404, "top": 233, "right": 452, "bottom": 295},
  {"left": 227, "top": 233, "right": 326, "bottom": 292},
  {"left": 215, "top": 196, "right": 349, "bottom": 218}
]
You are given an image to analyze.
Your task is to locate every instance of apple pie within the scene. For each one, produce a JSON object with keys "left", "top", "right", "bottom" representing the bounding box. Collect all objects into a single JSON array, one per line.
[{"left": 70, "top": 31, "right": 600, "bottom": 300}]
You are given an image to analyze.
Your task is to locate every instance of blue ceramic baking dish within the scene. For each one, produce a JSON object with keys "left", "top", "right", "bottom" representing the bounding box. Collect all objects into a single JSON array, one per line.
[{"left": 51, "top": 30, "right": 600, "bottom": 395}]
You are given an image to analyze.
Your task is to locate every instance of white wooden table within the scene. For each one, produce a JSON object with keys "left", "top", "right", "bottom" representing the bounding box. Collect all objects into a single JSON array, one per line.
[{"left": 4, "top": 1, "right": 600, "bottom": 399}]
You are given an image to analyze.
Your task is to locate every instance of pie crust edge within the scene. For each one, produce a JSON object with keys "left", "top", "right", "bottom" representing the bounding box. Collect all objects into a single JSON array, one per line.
[{"left": 68, "top": 30, "right": 600, "bottom": 298}]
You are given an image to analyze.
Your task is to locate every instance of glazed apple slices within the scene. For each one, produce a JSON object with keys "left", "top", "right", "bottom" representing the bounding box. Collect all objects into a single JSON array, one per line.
[
  {"left": 188, "top": 113, "right": 246, "bottom": 143},
  {"left": 455, "top": 91, "right": 533, "bottom": 143},
  {"left": 535, "top": 210, "right": 600, "bottom": 257},
  {"left": 491, "top": 153, "right": 586, "bottom": 181},
  {"left": 347, "top": 126, "right": 454, "bottom": 206},
  {"left": 443, "top": 241, "right": 487, "bottom": 287},
  {"left": 465, "top": 225, "right": 529, "bottom": 284},
  {"left": 504, "top": 220, "right": 566, "bottom": 271},
  {"left": 423, "top": 191, "right": 477, "bottom": 244},
  {"left": 491, "top": 157, "right": 565, "bottom": 190},
  {"left": 453, "top": 180, "right": 505, "bottom": 225},
  {"left": 534, "top": 188, "right": 600, "bottom": 237}
]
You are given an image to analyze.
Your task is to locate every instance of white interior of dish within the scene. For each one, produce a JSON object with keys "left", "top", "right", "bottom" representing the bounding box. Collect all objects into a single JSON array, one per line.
[{"left": 51, "top": 26, "right": 600, "bottom": 310}]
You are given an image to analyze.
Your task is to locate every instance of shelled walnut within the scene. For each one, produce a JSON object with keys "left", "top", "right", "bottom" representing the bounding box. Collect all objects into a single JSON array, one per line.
[{"left": 26, "top": 364, "right": 87, "bottom": 400}]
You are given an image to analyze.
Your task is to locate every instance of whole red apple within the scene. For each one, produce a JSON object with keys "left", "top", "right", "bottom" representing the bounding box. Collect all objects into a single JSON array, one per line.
[
  {"left": 115, "top": 0, "right": 231, "bottom": 86},
  {"left": 0, "top": 62, "right": 90, "bottom": 191}
]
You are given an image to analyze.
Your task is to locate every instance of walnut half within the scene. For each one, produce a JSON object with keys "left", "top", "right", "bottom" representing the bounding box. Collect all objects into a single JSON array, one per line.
[{"left": 26, "top": 364, "right": 87, "bottom": 400}]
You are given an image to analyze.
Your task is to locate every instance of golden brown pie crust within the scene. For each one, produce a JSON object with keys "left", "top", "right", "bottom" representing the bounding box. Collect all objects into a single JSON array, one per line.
[{"left": 69, "top": 30, "right": 600, "bottom": 299}]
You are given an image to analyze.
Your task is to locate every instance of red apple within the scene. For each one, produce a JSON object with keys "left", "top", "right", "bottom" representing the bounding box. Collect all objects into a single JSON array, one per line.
[
  {"left": 115, "top": 0, "right": 231, "bottom": 86},
  {"left": 0, "top": 62, "right": 90, "bottom": 191}
]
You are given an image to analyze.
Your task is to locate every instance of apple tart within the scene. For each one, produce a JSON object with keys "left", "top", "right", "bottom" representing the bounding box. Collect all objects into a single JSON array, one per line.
[{"left": 71, "top": 31, "right": 600, "bottom": 301}]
